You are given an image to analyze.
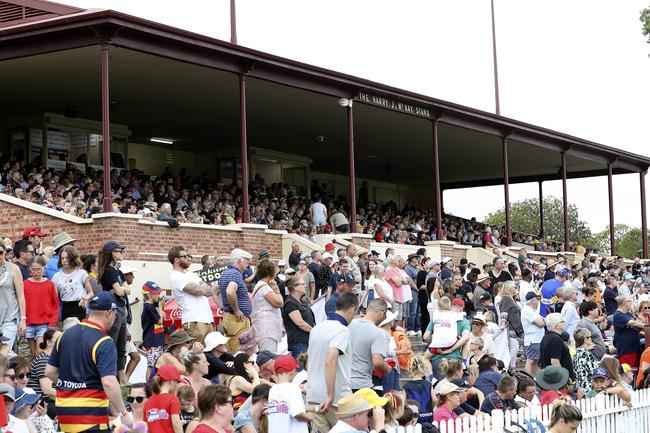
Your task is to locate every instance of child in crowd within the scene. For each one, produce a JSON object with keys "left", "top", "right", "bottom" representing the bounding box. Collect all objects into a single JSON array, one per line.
[
  {"left": 177, "top": 385, "right": 197, "bottom": 431},
  {"left": 267, "top": 355, "right": 311, "bottom": 433},
  {"left": 23, "top": 255, "right": 59, "bottom": 358},
  {"left": 144, "top": 364, "right": 183, "bottom": 433},
  {"left": 141, "top": 281, "right": 166, "bottom": 379},
  {"left": 424, "top": 297, "right": 465, "bottom": 359}
]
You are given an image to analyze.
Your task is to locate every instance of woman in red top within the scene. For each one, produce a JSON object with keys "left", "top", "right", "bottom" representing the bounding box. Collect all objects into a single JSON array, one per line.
[
  {"left": 23, "top": 255, "right": 59, "bottom": 357},
  {"left": 144, "top": 364, "right": 183, "bottom": 433},
  {"left": 193, "top": 385, "right": 234, "bottom": 433}
]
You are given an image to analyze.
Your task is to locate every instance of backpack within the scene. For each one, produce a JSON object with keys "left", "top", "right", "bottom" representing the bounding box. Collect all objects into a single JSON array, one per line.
[
  {"left": 392, "top": 328, "right": 414, "bottom": 371},
  {"left": 403, "top": 379, "right": 433, "bottom": 424}
]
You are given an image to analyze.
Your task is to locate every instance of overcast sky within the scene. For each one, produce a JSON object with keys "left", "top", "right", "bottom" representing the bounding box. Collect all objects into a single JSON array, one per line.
[{"left": 64, "top": 0, "right": 650, "bottom": 233}]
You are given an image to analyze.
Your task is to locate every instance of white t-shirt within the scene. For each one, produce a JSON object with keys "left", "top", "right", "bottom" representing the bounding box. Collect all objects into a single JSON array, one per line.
[
  {"left": 399, "top": 269, "right": 413, "bottom": 303},
  {"left": 309, "top": 202, "right": 327, "bottom": 222},
  {"left": 428, "top": 311, "right": 465, "bottom": 348},
  {"left": 170, "top": 270, "right": 213, "bottom": 324},
  {"left": 521, "top": 304, "right": 545, "bottom": 346},
  {"left": 367, "top": 277, "right": 393, "bottom": 301},
  {"left": 52, "top": 268, "right": 89, "bottom": 302},
  {"left": 268, "top": 382, "right": 308, "bottom": 433},
  {"left": 6, "top": 414, "right": 30, "bottom": 433}
]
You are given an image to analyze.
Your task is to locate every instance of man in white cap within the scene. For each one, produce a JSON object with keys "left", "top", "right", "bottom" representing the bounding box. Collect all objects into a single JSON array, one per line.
[
  {"left": 440, "top": 257, "right": 454, "bottom": 281},
  {"left": 168, "top": 245, "right": 214, "bottom": 345},
  {"left": 219, "top": 248, "right": 254, "bottom": 352}
]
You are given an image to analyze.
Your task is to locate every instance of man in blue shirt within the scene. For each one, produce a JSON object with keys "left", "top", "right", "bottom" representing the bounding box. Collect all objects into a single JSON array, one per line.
[
  {"left": 539, "top": 267, "right": 568, "bottom": 317},
  {"left": 613, "top": 294, "right": 645, "bottom": 368},
  {"left": 325, "top": 273, "right": 355, "bottom": 315},
  {"left": 220, "top": 248, "right": 253, "bottom": 353}
]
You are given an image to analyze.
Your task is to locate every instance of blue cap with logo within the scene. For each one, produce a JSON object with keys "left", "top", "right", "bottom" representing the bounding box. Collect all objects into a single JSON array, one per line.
[
  {"left": 337, "top": 272, "right": 356, "bottom": 285},
  {"left": 556, "top": 268, "right": 570, "bottom": 277},
  {"left": 88, "top": 292, "right": 118, "bottom": 311},
  {"left": 592, "top": 367, "right": 609, "bottom": 380}
]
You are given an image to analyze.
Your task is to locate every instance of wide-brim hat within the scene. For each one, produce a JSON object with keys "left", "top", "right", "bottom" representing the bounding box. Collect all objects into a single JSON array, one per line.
[
  {"left": 238, "top": 330, "right": 259, "bottom": 350},
  {"left": 476, "top": 273, "right": 490, "bottom": 283},
  {"left": 51, "top": 232, "right": 76, "bottom": 251},
  {"left": 536, "top": 365, "right": 570, "bottom": 390},
  {"left": 379, "top": 308, "right": 396, "bottom": 327},
  {"left": 166, "top": 330, "right": 194, "bottom": 349}
]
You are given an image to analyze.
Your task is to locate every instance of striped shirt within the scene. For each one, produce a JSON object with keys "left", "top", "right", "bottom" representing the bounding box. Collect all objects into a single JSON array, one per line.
[
  {"left": 27, "top": 352, "right": 50, "bottom": 394},
  {"left": 219, "top": 266, "right": 252, "bottom": 317},
  {"left": 48, "top": 320, "right": 117, "bottom": 433}
]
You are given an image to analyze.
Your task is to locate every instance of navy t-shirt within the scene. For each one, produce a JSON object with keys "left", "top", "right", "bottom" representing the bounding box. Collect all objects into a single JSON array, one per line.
[
  {"left": 603, "top": 287, "right": 619, "bottom": 315},
  {"left": 325, "top": 292, "right": 339, "bottom": 315},
  {"left": 613, "top": 310, "right": 640, "bottom": 356},
  {"left": 100, "top": 266, "right": 127, "bottom": 310},
  {"left": 141, "top": 303, "right": 164, "bottom": 349}
]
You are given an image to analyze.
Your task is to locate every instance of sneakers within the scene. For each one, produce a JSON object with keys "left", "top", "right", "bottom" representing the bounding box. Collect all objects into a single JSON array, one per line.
[{"left": 407, "top": 330, "right": 420, "bottom": 337}]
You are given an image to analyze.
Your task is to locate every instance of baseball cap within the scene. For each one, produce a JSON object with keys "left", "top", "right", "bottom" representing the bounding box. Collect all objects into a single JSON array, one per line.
[
  {"left": 156, "top": 364, "right": 182, "bottom": 382},
  {"left": 103, "top": 240, "right": 126, "bottom": 252},
  {"left": 23, "top": 227, "right": 46, "bottom": 238},
  {"left": 256, "top": 350, "right": 278, "bottom": 367},
  {"left": 442, "top": 257, "right": 452, "bottom": 264},
  {"left": 285, "top": 268, "right": 296, "bottom": 275},
  {"left": 525, "top": 292, "right": 538, "bottom": 301},
  {"left": 621, "top": 363, "right": 634, "bottom": 374},
  {"left": 624, "top": 273, "right": 635, "bottom": 281},
  {"left": 203, "top": 332, "right": 229, "bottom": 352},
  {"left": 592, "top": 367, "right": 609, "bottom": 380},
  {"left": 468, "top": 268, "right": 481, "bottom": 276},
  {"left": 274, "top": 355, "right": 299, "bottom": 374},
  {"left": 88, "top": 292, "right": 118, "bottom": 311},
  {"left": 337, "top": 272, "right": 356, "bottom": 285},
  {"left": 325, "top": 242, "right": 335, "bottom": 251},
  {"left": 438, "top": 382, "right": 466, "bottom": 395},
  {"left": 556, "top": 268, "right": 570, "bottom": 277},
  {"left": 0, "top": 383, "right": 16, "bottom": 401},
  {"left": 479, "top": 293, "right": 491, "bottom": 302},
  {"left": 142, "top": 281, "right": 163, "bottom": 294},
  {"left": 322, "top": 252, "right": 334, "bottom": 261},
  {"left": 451, "top": 298, "right": 465, "bottom": 307},
  {"left": 277, "top": 260, "right": 286, "bottom": 267}
]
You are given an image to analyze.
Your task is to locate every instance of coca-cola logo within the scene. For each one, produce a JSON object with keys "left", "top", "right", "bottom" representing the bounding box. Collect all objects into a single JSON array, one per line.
[{"left": 169, "top": 308, "right": 181, "bottom": 320}]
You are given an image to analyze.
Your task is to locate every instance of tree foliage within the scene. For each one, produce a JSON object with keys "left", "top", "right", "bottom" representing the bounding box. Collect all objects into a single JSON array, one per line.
[
  {"left": 590, "top": 224, "right": 647, "bottom": 258},
  {"left": 484, "top": 196, "right": 592, "bottom": 245},
  {"left": 642, "top": 7, "right": 650, "bottom": 44}
]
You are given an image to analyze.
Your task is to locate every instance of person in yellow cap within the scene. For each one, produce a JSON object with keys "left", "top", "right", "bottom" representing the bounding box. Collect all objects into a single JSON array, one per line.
[{"left": 329, "top": 388, "right": 387, "bottom": 433}]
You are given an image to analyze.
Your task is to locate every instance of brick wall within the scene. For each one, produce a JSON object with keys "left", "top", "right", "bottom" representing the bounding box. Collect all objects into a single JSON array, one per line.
[{"left": 0, "top": 196, "right": 282, "bottom": 263}]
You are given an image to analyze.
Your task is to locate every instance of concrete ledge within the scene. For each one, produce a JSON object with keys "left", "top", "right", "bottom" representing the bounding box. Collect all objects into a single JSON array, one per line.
[{"left": 92, "top": 212, "right": 143, "bottom": 220}]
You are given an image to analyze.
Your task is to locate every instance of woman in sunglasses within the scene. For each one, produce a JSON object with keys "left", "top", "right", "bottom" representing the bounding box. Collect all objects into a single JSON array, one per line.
[{"left": 126, "top": 383, "right": 148, "bottom": 424}]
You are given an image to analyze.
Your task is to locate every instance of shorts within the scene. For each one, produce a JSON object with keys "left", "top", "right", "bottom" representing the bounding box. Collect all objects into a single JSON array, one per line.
[
  {"left": 313, "top": 216, "right": 327, "bottom": 227},
  {"left": 525, "top": 343, "right": 541, "bottom": 360},
  {"left": 25, "top": 324, "right": 48, "bottom": 340},
  {"left": 335, "top": 224, "right": 350, "bottom": 233},
  {"left": 126, "top": 340, "right": 138, "bottom": 355},
  {"left": 145, "top": 346, "right": 164, "bottom": 368},
  {"left": 400, "top": 301, "right": 410, "bottom": 320}
]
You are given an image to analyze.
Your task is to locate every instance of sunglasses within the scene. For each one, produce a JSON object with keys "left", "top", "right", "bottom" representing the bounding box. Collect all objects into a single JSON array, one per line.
[
  {"left": 16, "top": 372, "right": 30, "bottom": 380},
  {"left": 127, "top": 396, "right": 145, "bottom": 404}
]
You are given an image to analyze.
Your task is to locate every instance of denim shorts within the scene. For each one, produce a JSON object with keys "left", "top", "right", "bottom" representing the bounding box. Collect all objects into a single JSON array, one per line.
[
  {"left": 25, "top": 324, "right": 48, "bottom": 340},
  {"left": 525, "top": 343, "right": 541, "bottom": 360}
]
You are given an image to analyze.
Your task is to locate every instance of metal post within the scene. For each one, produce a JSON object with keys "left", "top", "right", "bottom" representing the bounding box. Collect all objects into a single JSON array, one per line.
[
  {"left": 607, "top": 162, "right": 615, "bottom": 255},
  {"left": 561, "top": 151, "right": 569, "bottom": 251},
  {"left": 347, "top": 103, "right": 356, "bottom": 233},
  {"left": 641, "top": 170, "right": 648, "bottom": 258},
  {"left": 490, "top": 0, "right": 500, "bottom": 115},
  {"left": 432, "top": 119, "right": 443, "bottom": 240},
  {"left": 502, "top": 136, "right": 511, "bottom": 246},
  {"left": 239, "top": 74, "right": 250, "bottom": 223},
  {"left": 538, "top": 181, "right": 544, "bottom": 237},
  {"left": 101, "top": 44, "right": 112, "bottom": 212},
  {"left": 230, "top": 0, "right": 237, "bottom": 44}
]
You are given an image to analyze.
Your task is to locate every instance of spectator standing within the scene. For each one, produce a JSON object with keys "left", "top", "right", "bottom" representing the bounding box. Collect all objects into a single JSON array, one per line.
[
  {"left": 488, "top": 257, "right": 512, "bottom": 294},
  {"left": 98, "top": 240, "right": 130, "bottom": 385},
  {"left": 22, "top": 227, "right": 46, "bottom": 256},
  {"left": 267, "top": 355, "right": 311, "bottom": 433},
  {"left": 0, "top": 240, "right": 26, "bottom": 357},
  {"left": 220, "top": 249, "right": 254, "bottom": 353},
  {"left": 330, "top": 208, "right": 350, "bottom": 233},
  {"left": 251, "top": 260, "right": 284, "bottom": 352},
  {"left": 603, "top": 276, "right": 620, "bottom": 316},
  {"left": 560, "top": 287, "right": 580, "bottom": 337},
  {"left": 296, "top": 260, "right": 316, "bottom": 302},
  {"left": 23, "top": 256, "right": 58, "bottom": 358},
  {"left": 576, "top": 301, "right": 607, "bottom": 361},
  {"left": 349, "top": 299, "right": 390, "bottom": 392},
  {"left": 169, "top": 245, "right": 215, "bottom": 346},
  {"left": 325, "top": 273, "right": 355, "bottom": 315},
  {"left": 309, "top": 196, "right": 328, "bottom": 233},
  {"left": 307, "top": 251, "right": 323, "bottom": 297},
  {"left": 12, "top": 240, "right": 33, "bottom": 281},
  {"left": 45, "top": 232, "right": 76, "bottom": 279},
  {"left": 45, "top": 292, "right": 133, "bottom": 432},
  {"left": 440, "top": 257, "right": 454, "bottom": 281},
  {"left": 288, "top": 242, "right": 301, "bottom": 271},
  {"left": 53, "top": 245, "right": 94, "bottom": 321},
  {"left": 282, "top": 276, "right": 315, "bottom": 359},
  {"left": 521, "top": 292, "right": 545, "bottom": 375},
  {"left": 613, "top": 294, "right": 645, "bottom": 368},
  {"left": 540, "top": 313, "right": 575, "bottom": 381},
  {"left": 498, "top": 281, "right": 523, "bottom": 369},
  {"left": 306, "top": 292, "right": 358, "bottom": 433},
  {"left": 141, "top": 281, "right": 166, "bottom": 379},
  {"left": 540, "top": 268, "right": 568, "bottom": 317}
]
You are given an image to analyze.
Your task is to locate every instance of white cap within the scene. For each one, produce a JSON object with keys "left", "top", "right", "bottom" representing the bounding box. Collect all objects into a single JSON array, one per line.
[
  {"left": 427, "top": 259, "right": 440, "bottom": 269},
  {"left": 118, "top": 264, "right": 138, "bottom": 274},
  {"left": 204, "top": 332, "right": 229, "bottom": 352},
  {"left": 322, "top": 252, "right": 334, "bottom": 260},
  {"left": 442, "top": 257, "right": 452, "bottom": 264},
  {"left": 285, "top": 268, "right": 296, "bottom": 275},
  {"left": 231, "top": 248, "right": 253, "bottom": 261},
  {"left": 379, "top": 309, "right": 396, "bottom": 327},
  {"left": 277, "top": 260, "right": 286, "bottom": 266}
]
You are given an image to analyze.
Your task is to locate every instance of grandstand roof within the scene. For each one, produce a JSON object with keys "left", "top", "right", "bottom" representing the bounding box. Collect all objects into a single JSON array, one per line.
[{"left": 1, "top": 1, "right": 648, "bottom": 189}]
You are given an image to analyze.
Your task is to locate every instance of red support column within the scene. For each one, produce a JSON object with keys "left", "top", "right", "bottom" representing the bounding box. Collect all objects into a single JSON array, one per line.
[
  {"left": 607, "top": 162, "right": 615, "bottom": 255},
  {"left": 348, "top": 103, "right": 356, "bottom": 233},
  {"left": 239, "top": 75, "right": 250, "bottom": 223},
  {"left": 641, "top": 170, "right": 648, "bottom": 258},
  {"left": 502, "top": 136, "right": 511, "bottom": 246},
  {"left": 490, "top": 0, "right": 500, "bottom": 115},
  {"left": 101, "top": 44, "right": 112, "bottom": 212},
  {"left": 432, "top": 119, "right": 443, "bottom": 240},
  {"left": 561, "top": 151, "right": 569, "bottom": 251},
  {"left": 230, "top": 0, "right": 237, "bottom": 44},
  {"left": 538, "top": 181, "right": 544, "bottom": 237}
]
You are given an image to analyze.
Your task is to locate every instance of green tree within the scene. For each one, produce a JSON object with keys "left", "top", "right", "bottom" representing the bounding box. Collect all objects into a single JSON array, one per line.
[
  {"left": 642, "top": 6, "right": 650, "bottom": 44},
  {"left": 484, "top": 196, "right": 592, "bottom": 245},
  {"left": 590, "top": 224, "right": 647, "bottom": 258}
]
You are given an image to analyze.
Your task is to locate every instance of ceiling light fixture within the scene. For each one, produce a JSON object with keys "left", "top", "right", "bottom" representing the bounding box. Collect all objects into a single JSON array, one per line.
[{"left": 150, "top": 137, "right": 174, "bottom": 145}]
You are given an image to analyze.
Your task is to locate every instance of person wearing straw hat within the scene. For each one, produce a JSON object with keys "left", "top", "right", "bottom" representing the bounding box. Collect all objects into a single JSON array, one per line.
[
  {"left": 472, "top": 273, "right": 491, "bottom": 311},
  {"left": 329, "top": 389, "right": 387, "bottom": 433},
  {"left": 155, "top": 330, "right": 196, "bottom": 376},
  {"left": 45, "top": 232, "right": 76, "bottom": 279}
]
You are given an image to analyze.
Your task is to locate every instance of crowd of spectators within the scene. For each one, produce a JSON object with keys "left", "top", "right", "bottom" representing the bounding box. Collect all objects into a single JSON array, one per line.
[{"left": 1, "top": 159, "right": 571, "bottom": 252}]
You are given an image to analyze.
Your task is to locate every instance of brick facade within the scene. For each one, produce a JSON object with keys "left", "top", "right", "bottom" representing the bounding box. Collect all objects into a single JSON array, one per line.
[{"left": 0, "top": 196, "right": 282, "bottom": 263}]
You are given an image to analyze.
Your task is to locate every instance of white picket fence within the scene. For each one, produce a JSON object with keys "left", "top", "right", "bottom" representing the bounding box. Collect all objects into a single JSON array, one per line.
[{"left": 386, "top": 388, "right": 650, "bottom": 433}]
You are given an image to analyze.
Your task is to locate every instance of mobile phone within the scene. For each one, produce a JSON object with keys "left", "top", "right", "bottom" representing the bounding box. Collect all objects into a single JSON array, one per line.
[{"left": 312, "top": 405, "right": 321, "bottom": 413}]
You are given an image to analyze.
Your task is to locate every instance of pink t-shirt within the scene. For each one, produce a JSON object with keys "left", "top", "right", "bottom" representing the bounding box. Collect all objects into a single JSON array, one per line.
[
  {"left": 433, "top": 404, "right": 458, "bottom": 424},
  {"left": 384, "top": 266, "right": 404, "bottom": 303}
]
